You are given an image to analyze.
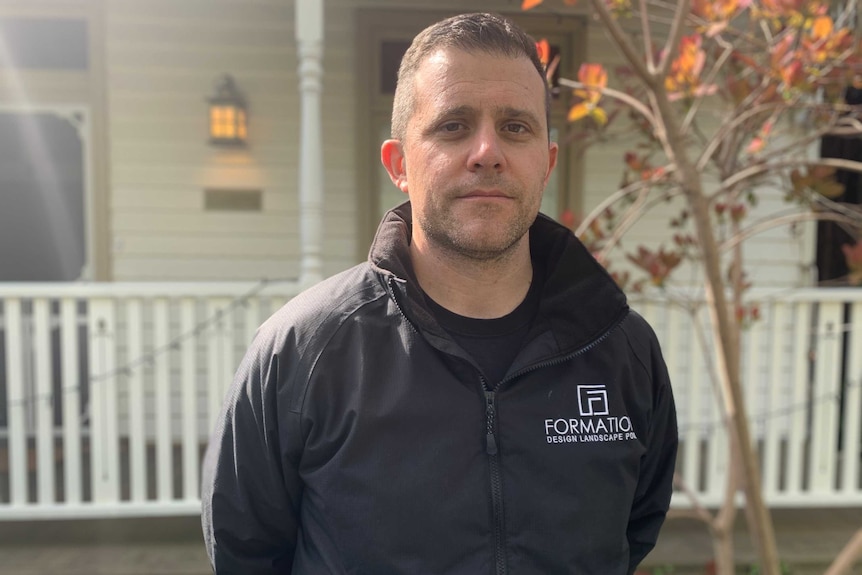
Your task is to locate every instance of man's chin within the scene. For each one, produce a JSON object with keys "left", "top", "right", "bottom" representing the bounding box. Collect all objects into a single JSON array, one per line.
[{"left": 444, "top": 232, "right": 528, "bottom": 262}]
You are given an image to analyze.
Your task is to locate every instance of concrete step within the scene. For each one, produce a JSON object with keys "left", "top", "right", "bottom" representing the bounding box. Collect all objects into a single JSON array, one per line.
[
  {"left": 0, "top": 517, "right": 210, "bottom": 575},
  {"left": 644, "top": 508, "right": 862, "bottom": 574},
  {"left": 0, "top": 509, "right": 860, "bottom": 574}
]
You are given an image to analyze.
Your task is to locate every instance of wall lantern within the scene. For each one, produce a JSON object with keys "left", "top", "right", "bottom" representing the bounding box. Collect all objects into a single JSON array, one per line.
[{"left": 207, "top": 74, "right": 248, "bottom": 146}]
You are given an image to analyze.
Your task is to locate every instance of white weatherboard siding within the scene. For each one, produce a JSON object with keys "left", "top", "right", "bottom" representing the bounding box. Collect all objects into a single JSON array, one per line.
[
  {"left": 106, "top": 0, "right": 356, "bottom": 281},
  {"left": 102, "top": 0, "right": 812, "bottom": 285}
]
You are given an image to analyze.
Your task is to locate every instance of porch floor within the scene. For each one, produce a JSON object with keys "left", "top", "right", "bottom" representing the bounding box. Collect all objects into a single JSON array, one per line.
[{"left": 0, "top": 508, "right": 859, "bottom": 574}]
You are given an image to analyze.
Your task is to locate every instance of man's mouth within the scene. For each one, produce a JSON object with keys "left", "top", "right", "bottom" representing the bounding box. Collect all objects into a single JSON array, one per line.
[{"left": 461, "top": 189, "right": 510, "bottom": 199}]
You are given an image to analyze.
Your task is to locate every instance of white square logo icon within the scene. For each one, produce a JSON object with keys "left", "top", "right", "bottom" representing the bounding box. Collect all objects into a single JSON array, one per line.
[{"left": 577, "top": 385, "right": 609, "bottom": 416}]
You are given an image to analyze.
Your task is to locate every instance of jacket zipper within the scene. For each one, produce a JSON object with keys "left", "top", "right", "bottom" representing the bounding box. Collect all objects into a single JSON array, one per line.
[
  {"left": 480, "top": 308, "right": 629, "bottom": 575},
  {"left": 385, "top": 276, "right": 419, "bottom": 334},
  {"left": 483, "top": 385, "right": 507, "bottom": 575},
  {"left": 389, "top": 274, "right": 510, "bottom": 574}
]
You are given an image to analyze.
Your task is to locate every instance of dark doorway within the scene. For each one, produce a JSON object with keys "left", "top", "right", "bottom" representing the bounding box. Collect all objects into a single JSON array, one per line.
[{"left": 817, "top": 87, "right": 862, "bottom": 285}]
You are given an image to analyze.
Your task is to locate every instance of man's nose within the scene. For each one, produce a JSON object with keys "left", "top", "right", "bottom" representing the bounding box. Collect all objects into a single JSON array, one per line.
[{"left": 467, "top": 125, "right": 505, "bottom": 171}]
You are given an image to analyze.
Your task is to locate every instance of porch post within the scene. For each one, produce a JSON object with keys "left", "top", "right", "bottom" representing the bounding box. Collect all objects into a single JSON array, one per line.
[{"left": 296, "top": 0, "right": 325, "bottom": 287}]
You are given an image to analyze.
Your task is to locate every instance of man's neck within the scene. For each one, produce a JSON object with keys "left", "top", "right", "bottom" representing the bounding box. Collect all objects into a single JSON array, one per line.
[{"left": 410, "top": 237, "right": 534, "bottom": 319}]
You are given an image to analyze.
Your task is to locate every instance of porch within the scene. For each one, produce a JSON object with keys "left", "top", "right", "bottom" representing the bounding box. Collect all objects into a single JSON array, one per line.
[{"left": 0, "top": 283, "right": 860, "bottom": 520}]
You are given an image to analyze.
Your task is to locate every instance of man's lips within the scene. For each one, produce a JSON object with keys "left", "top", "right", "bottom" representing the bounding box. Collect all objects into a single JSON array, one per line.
[{"left": 460, "top": 190, "right": 510, "bottom": 199}]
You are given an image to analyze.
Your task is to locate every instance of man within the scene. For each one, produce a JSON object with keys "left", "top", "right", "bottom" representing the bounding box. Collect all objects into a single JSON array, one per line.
[{"left": 202, "top": 12, "right": 677, "bottom": 575}]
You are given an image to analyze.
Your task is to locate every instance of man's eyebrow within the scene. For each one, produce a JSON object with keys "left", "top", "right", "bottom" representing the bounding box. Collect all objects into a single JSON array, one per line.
[
  {"left": 498, "top": 107, "right": 541, "bottom": 127},
  {"left": 424, "top": 105, "right": 476, "bottom": 129},
  {"left": 422, "top": 105, "right": 543, "bottom": 133}
]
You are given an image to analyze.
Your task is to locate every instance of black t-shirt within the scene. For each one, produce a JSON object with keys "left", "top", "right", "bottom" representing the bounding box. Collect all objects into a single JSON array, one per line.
[{"left": 425, "top": 265, "right": 543, "bottom": 386}]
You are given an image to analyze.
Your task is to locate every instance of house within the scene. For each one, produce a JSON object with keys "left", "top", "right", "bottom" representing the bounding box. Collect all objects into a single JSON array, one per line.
[{"left": 0, "top": 0, "right": 860, "bottom": 570}]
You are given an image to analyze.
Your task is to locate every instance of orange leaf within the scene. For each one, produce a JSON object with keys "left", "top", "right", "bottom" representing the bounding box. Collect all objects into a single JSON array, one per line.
[
  {"left": 665, "top": 34, "right": 708, "bottom": 97},
  {"left": 578, "top": 63, "right": 608, "bottom": 89},
  {"left": 809, "top": 15, "right": 833, "bottom": 41},
  {"left": 747, "top": 137, "right": 765, "bottom": 154},
  {"left": 780, "top": 61, "right": 804, "bottom": 88},
  {"left": 560, "top": 209, "right": 576, "bottom": 229},
  {"left": 522, "top": 0, "right": 544, "bottom": 10},
  {"left": 567, "top": 102, "right": 590, "bottom": 122},
  {"left": 759, "top": 0, "right": 805, "bottom": 18},
  {"left": 536, "top": 39, "right": 550, "bottom": 67},
  {"left": 802, "top": 15, "right": 852, "bottom": 64},
  {"left": 575, "top": 63, "right": 606, "bottom": 106},
  {"left": 692, "top": 0, "right": 745, "bottom": 24}
]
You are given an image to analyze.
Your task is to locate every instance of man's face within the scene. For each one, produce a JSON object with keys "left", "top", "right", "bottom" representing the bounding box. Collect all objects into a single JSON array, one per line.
[{"left": 383, "top": 47, "right": 558, "bottom": 261}]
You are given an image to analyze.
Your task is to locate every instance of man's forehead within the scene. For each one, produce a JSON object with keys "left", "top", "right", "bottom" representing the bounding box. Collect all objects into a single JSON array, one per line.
[
  {"left": 414, "top": 50, "right": 543, "bottom": 103},
  {"left": 417, "top": 46, "right": 520, "bottom": 70},
  {"left": 415, "top": 48, "right": 539, "bottom": 91}
]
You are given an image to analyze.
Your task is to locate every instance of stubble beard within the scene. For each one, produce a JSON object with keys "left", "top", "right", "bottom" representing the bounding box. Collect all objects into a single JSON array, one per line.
[{"left": 418, "top": 192, "right": 537, "bottom": 264}]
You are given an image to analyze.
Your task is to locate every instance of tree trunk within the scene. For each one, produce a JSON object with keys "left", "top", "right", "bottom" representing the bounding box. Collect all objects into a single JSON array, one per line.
[
  {"left": 824, "top": 530, "right": 862, "bottom": 575},
  {"left": 711, "top": 523, "right": 736, "bottom": 575},
  {"left": 583, "top": 2, "right": 783, "bottom": 572},
  {"left": 653, "top": 86, "right": 782, "bottom": 575}
]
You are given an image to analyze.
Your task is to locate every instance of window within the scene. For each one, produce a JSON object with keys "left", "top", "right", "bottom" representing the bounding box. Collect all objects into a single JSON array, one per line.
[
  {"left": 0, "top": 111, "right": 87, "bottom": 281},
  {"left": 0, "top": 18, "right": 88, "bottom": 70},
  {"left": 0, "top": 9, "right": 106, "bottom": 280}
]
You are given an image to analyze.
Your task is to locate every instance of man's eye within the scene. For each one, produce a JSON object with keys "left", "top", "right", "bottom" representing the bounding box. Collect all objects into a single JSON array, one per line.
[
  {"left": 504, "top": 123, "right": 528, "bottom": 134},
  {"left": 441, "top": 122, "right": 463, "bottom": 132}
]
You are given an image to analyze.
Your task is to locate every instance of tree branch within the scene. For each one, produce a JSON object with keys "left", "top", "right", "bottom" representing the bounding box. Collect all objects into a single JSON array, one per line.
[
  {"left": 638, "top": 0, "right": 656, "bottom": 73},
  {"left": 755, "top": 117, "right": 838, "bottom": 164},
  {"left": 656, "top": 0, "right": 691, "bottom": 77},
  {"left": 719, "top": 211, "right": 862, "bottom": 253},
  {"left": 714, "top": 158, "right": 862, "bottom": 199},
  {"left": 573, "top": 169, "right": 679, "bottom": 237},
  {"left": 589, "top": 0, "right": 656, "bottom": 85},
  {"left": 824, "top": 530, "right": 862, "bottom": 575},
  {"left": 558, "top": 78, "right": 660, "bottom": 128},
  {"left": 672, "top": 472, "right": 715, "bottom": 525},
  {"left": 681, "top": 35, "right": 735, "bottom": 134},
  {"left": 597, "top": 180, "right": 654, "bottom": 260},
  {"left": 697, "top": 102, "right": 792, "bottom": 171}
]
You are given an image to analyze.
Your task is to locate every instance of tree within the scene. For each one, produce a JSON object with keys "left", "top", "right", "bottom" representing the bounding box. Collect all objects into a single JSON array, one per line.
[{"left": 524, "top": 1, "right": 862, "bottom": 574}]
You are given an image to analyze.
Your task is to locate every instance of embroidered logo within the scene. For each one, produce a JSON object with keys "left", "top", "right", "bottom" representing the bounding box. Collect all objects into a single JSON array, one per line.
[
  {"left": 544, "top": 384, "right": 637, "bottom": 445},
  {"left": 577, "top": 384, "right": 609, "bottom": 416}
]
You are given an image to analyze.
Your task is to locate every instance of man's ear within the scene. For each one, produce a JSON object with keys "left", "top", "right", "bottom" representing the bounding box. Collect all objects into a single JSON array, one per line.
[
  {"left": 381, "top": 139, "right": 409, "bottom": 195},
  {"left": 545, "top": 141, "right": 559, "bottom": 187}
]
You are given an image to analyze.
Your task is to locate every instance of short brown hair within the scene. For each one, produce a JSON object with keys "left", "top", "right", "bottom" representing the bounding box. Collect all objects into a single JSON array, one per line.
[{"left": 390, "top": 12, "right": 550, "bottom": 141}]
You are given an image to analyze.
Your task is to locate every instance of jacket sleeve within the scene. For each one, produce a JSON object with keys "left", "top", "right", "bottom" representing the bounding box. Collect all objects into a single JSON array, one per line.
[
  {"left": 626, "top": 332, "right": 678, "bottom": 574},
  {"left": 201, "top": 339, "right": 303, "bottom": 575}
]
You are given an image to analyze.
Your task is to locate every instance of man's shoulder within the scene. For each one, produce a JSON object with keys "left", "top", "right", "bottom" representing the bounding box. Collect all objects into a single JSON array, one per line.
[
  {"left": 255, "top": 262, "right": 388, "bottom": 348},
  {"left": 620, "top": 309, "right": 658, "bottom": 340},
  {"left": 618, "top": 310, "right": 664, "bottom": 362}
]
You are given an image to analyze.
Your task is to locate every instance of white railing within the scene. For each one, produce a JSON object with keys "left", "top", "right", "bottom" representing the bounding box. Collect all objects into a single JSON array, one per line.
[
  {"left": 632, "top": 288, "right": 862, "bottom": 508},
  {"left": 0, "top": 281, "right": 301, "bottom": 519},
  {"left": 0, "top": 283, "right": 860, "bottom": 519}
]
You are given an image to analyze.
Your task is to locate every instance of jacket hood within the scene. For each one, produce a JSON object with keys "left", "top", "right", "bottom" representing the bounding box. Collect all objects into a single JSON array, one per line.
[{"left": 368, "top": 201, "right": 629, "bottom": 356}]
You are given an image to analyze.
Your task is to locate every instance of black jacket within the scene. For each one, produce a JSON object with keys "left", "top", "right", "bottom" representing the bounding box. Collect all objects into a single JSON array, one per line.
[{"left": 202, "top": 203, "right": 678, "bottom": 575}]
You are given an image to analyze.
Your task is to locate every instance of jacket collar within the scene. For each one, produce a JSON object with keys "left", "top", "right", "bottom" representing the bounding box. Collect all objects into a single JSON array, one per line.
[{"left": 368, "top": 202, "right": 628, "bottom": 356}]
